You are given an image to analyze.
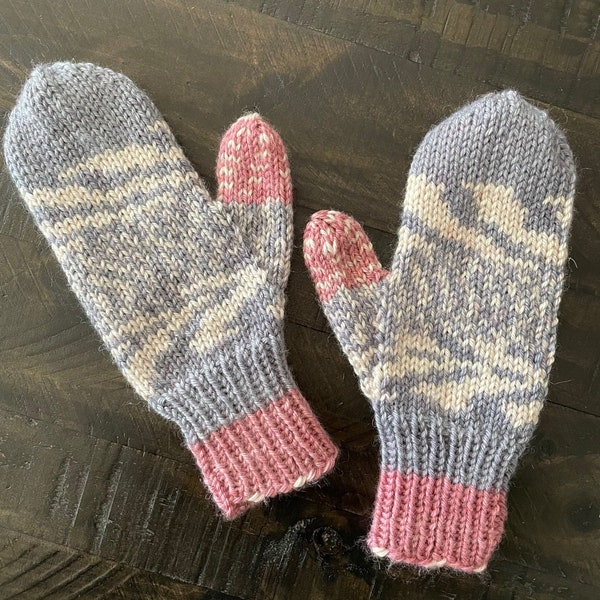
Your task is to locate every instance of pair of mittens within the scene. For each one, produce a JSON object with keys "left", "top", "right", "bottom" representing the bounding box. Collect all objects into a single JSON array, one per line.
[
  {"left": 5, "top": 66, "right": 575, "bottom": 574},
  {"left": 4, "top": 63, "right": 338, "bottom": 519},
  {"left": 304, "top": 91, "right": 575, "bottom": 572}
]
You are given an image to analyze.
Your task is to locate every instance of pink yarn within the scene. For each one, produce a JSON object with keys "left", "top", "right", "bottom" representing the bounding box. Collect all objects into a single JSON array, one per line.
[
  {"left": 189, "top": 389, "right": 338, "bottom": 519},
  {"left": 217, "top": 113, "right": 292, "bottom": 206},
  {"left": 367, "top": 471, "right": 507, "bottom": 572},
  {"left": 304, "top": 210, "right": 389, "bottom": 302}
]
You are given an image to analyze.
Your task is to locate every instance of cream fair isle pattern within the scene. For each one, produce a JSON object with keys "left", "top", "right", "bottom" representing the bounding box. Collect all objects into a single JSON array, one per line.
[
  {"left": 304, "top": 91, "right": 575, "bottom": 573},
  {"left": 4, "top": 62, "right": 338, "bottom": 519}
]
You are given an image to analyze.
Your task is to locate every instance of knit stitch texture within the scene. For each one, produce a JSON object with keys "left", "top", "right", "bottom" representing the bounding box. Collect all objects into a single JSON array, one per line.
[
  {"left": 304, "top": 91, "right": 575, "bottom": 572},
  {"left": 4, "top": 62, "right": 338, "bottom": 519}
]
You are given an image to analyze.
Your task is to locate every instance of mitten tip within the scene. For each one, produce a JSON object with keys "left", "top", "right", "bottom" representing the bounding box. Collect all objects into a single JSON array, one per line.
[
  {"left": 230, "top": 111, "right": 264, "bottom": 127},
  {"left": 303, "top": 210, "right": 357, "bottom": 256},
  {"left": 14, "top": 62, "right": 118, "bottom": 107},
  {"left": 304, "top": 210, "right": 387, "bottom": 302},
  {"left": 217, "top": 112, "right": 291, "bottom": 206},
  {"left": 222, "top": 111, "right": 282, "bottom": 150}
]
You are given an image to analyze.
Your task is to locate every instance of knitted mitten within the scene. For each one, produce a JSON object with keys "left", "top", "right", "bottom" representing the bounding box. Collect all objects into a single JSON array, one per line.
[
  {"left": 4, "top": 62, "right": 338, "bottom": 518},
  {"left": 304, "top": 91, "right": 575, "bottom": 572}
]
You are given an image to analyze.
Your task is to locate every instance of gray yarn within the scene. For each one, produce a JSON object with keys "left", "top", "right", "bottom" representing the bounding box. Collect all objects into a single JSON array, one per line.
[{"left": 4, "top": 62, "right": 338, "bottom": 518}]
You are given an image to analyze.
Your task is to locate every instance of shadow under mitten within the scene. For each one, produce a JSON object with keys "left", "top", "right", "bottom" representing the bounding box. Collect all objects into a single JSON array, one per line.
[
  {"left": 4, "top": 62, "right": 338, "bottom": 519},
  {"left": 304, "top": 91, "right": 575, "bottom": 572}
]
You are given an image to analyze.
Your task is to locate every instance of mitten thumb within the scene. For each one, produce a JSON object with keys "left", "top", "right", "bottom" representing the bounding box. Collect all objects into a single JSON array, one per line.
[
  {"left": 216, "top": 113, "right": 293, "bottom": 293},
  {"left": 304, "top": 211, "right": 388, "bottom": 397}
]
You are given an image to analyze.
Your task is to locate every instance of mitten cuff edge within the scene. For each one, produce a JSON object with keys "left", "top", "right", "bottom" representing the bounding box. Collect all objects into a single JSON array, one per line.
[
  {"left": 367, "top": 470, "right": 507, "bottom": 573},
  {"left": 188, "top": 388, "right": 338, "bottom": 518}
]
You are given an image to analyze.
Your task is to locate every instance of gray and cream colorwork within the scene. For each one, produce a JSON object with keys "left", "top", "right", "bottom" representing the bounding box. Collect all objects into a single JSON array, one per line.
[
  {"left": 304, "top": 91, "right": 575, "bottom": 572},
  {"left": 4, "top": 62, "right": 338, "bottom": 519}
]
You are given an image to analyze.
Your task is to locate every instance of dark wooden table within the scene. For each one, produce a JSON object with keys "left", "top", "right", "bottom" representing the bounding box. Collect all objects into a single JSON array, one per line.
[{"left": 0, "top": 1, "right": 599, "bottom": 598}]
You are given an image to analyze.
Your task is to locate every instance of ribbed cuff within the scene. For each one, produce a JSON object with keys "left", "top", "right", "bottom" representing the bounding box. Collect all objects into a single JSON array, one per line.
[
  {"left": 189, "top": 389, "right": 338, "bottom": 518},
  {"left": 366, "top": 396, "right": 528, "bottom": 572},
  {"left": 367, "top": 471, "right": 507, "bottom": 573},
  {"left": 150, "top": 334, "right": 338, "bottom": 518}
]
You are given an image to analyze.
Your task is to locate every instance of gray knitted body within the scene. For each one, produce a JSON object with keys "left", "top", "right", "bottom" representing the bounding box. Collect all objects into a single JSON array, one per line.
[
  {"left": 304, "top": 91, "right": 575, "bottom": 572},
  {"left": 4, "top": 62, "right": 338, "bottom": 519}
]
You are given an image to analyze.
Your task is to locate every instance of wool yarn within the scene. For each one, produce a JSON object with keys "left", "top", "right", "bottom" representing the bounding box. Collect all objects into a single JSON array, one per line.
[
  {"left": 4, "top": 62, "right": 338, "bottom": 519},
  {"left": 304, "top": 91, "right": 575, "bottom": 572}
]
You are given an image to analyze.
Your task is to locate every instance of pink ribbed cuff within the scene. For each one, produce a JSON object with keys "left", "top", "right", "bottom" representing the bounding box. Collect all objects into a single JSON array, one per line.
[
  {"left": 367, "top": 471, "right": 507, "bottom": 573},
  {"left": 189, "top": 389, "right": 338, "bottom": 519}
]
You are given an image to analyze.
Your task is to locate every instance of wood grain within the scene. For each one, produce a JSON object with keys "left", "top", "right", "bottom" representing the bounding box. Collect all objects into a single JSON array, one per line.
[
  {"left": 0, "top": 0, "right": 598, "bottom": 598},
  {"left": 231, "top": 0, "right": 600, "bottom": 118},
  {"left": 0, "top": 529, "right": 243, "bottom": 599}
]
